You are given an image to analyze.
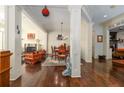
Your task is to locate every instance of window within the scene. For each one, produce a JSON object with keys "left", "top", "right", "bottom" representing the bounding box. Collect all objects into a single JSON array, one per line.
[{"left": 0, "top": 6, "right": 5, "bottom": 49}]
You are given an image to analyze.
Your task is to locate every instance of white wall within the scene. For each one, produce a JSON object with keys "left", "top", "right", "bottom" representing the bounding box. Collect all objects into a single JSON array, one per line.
[
  {"left": 21, "top": 12, "right": 47, "bottom": 51},
  {"left": 81, "top": 8, "right": 92, "bottom": 62},
  {"left": 48, "top": 30, "right": 70, "bottom": 53},
  {"left": 6, "top": 6, "right": 48, "bottom": 81},
  {"left": 7, "top": 6, "right": 22, "bottom": 80},
  {"left": 117, "top": 31, "right": 124, "bottom": 48},
  {"left": 93, "top": 24, "right": 104, "bottom": 58},
  {"left": 0, "top": 6, "right": 5, "bottom": 49},
  {"left": 101, "top": 13, "right": 124, "bottom": 60}
]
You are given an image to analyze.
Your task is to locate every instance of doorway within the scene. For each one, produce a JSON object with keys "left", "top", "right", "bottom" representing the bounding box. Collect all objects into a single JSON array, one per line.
[{"left": 109, "top": 25, "right": 124, "bottom": 66}]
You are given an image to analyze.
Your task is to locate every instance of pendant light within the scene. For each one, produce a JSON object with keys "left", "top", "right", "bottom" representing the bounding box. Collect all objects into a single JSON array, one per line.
[
  {"left": 41, "top": 6, "right": 49, "bottom": 17},
  {"left": 57, "top": 22, "right": 63, "bottom": 40}
]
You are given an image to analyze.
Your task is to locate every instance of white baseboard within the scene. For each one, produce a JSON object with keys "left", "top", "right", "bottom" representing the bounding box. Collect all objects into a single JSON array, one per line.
[
  {"left": 10, "top": 74, "right": 21, "bottom": 81},
  {"left": 10, "top": 69, "right": 22, "bottom": 81}
]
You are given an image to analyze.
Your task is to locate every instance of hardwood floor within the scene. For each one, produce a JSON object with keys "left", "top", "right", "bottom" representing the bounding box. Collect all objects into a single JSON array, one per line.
[{"left": 10, "top": 59, "right": 124, "bottom": 87}]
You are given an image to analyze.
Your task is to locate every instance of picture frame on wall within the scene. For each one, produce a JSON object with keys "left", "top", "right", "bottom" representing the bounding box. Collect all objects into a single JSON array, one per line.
[
  {"left": 97, "top": 35, "right": 103, "bottom": 42},
  {"left": 27, "top": 33, "right": 35, "bottom": 40}
]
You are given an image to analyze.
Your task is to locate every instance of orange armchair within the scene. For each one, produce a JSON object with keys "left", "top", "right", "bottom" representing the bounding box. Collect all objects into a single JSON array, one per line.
[{"left": 24, "top": 50, "right": 46, "bottom": 64}]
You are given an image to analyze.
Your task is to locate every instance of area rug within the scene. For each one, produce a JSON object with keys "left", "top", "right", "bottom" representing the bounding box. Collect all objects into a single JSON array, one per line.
[{"left": 42, "top": 58, "right": 66, "bottom": 66}]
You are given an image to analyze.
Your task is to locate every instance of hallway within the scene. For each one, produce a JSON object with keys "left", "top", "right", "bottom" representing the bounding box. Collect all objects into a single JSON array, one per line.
[
  {"left": 10, "top": 59, "right": 124, "bottom": 87},
  {"left": 1, "top": 5, "right": 124, "bottom": 87}
]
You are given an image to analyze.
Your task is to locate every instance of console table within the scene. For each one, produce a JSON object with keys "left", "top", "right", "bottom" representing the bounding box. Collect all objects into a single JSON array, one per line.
[{"left": 0, "top": 50, "right": 12, "bottom": 87}]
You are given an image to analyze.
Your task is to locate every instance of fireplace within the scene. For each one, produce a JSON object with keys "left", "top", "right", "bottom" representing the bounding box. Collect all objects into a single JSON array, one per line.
[
  {"left": 26, "top": 47, "right": 36, "bottom": 52},
  {"left": 24, "top": 43, "right": 37, "bottom": 52}
]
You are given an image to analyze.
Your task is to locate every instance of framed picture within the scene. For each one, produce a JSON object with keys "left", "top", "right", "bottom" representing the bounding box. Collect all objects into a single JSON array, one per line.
[
  {"left": 97, "top": 35, "right": 103, "bottom": 42},
  {"left": 27, "top": 33, "right": 35, "bottom": 40}
]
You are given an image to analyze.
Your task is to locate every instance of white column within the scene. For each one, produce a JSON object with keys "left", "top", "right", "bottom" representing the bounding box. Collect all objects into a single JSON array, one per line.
[
  {"left": 105, "top": 29, "right": 112, "bottom": 59},
  {"left": 81, "top": 7, "right": 93, "bottom": 62},
  {"left": 69, "top": 6, "right": 81, "bottom": 77},
  {"left": 8, "top": 6, "right": 22, "bottom": 80},
  {"left": 87, "top": 23, "right": 93, "bottom": 62}
]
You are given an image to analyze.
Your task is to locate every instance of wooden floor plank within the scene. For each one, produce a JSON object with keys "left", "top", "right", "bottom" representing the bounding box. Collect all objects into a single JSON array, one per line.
[{"left": 10, "top": 59, "right": 124, "bottom": 87}]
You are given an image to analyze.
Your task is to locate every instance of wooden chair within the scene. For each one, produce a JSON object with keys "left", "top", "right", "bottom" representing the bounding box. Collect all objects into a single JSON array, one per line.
[
  {"left": 54, "top": 46, "right": 59, "bottom": 59},
  {"left": 66, "top": 46, "right": 70, "bottom": 57},
  {"left": 64, "top": 43, "right": 66, "bottom": 50},
  {"left": 57, "top": 49, "right": 68, "bottom": 62},
  {"left": 51, "top": 46, "right": 54, "bottom": 58}
]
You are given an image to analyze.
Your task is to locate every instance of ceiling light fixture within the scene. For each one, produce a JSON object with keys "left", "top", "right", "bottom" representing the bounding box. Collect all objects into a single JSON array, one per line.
[
  {"left": 41, "top": 6, "right": 49, "bottom": 17},
  {"left": 104, "top": 15, "right": 108, "bottom": 18}
]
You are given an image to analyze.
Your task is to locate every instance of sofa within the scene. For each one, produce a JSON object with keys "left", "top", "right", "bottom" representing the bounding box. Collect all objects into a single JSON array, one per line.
[{"left": 23, "top": 49, "right": 46, "bottom": 64}]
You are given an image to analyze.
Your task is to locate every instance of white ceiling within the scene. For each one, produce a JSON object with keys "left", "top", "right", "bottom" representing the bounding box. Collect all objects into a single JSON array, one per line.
[
  {"left": 21, "top": 5, "right": 124, "bottom": 32},
  {"left": 86, "top": 5, "right": 124, "bottom": 23},
  {"left": 22, "top": 5, "right": 70, "bottom": 32}
]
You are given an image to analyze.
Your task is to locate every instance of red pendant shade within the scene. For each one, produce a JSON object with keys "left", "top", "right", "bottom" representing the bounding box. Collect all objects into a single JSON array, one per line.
[{"left": 41, "top": 6, "right": 49, "bottom": 17}]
